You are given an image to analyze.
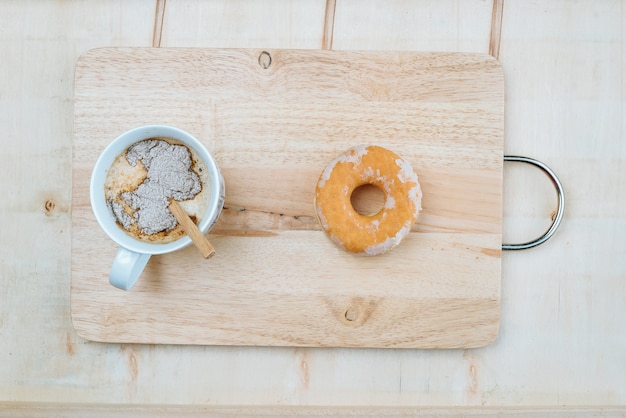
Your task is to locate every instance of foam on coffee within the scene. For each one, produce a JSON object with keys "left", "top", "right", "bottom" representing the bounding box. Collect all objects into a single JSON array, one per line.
[{"left": 104, "top": 137, "right": 211, "bottom": 244}]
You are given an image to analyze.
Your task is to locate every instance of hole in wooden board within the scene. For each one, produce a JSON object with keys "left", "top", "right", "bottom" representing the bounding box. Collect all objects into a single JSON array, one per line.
[
  {"left": 258, "top": 51, "right": 272, "bottom": 69},
  {"left": 44, "top": 199, "right": 56, "bottom": 215},
  {"left": 344, "top": 308, "right": 358, "bottom": 322},
  {"left": 350, "top": 184, "right": 385, "bottom": 216}
]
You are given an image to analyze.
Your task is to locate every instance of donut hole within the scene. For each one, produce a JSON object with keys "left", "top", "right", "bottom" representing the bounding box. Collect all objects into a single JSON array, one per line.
[{"left": 350, "top": 184, "right": 385, "bottom": 216}]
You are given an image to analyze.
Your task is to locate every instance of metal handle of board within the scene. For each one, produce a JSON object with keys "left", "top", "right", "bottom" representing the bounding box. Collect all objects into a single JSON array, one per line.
[{"left": 502, "top": 156, "right": 565, "bottom": 251}]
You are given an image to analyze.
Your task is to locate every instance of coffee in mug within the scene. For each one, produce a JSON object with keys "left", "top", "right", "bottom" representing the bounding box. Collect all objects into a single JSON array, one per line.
[
  {"left": 104, "top": 137, "right": 211, "bottom": 244},
  {"left": 90, "top": 125, "right": 225, "bottom": 291}
]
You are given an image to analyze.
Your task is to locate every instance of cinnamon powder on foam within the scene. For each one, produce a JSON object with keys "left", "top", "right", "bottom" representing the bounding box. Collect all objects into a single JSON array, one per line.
[{"left": 106, "top": 139, "right": 202, "bottom": 236}]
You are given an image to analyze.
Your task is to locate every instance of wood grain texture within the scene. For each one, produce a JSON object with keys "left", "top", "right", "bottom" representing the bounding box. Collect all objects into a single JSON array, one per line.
[
  {"left": 3, "top": 0, "right": 625, "bottom": 409},
  {"left": 333, "top": 0, "right": 493, "bottom": 52},
  {"left": 1, "top": 403, "right": 624, "bottom": 417},
  {"left": 495, "top": 0, "right": 626, "bottom": 405},
  {"left": 71, "top": 48, "right": 504, "bottom": 348},
  {"left": 159, "top": 0, "right": 326, "bottom": 48}
]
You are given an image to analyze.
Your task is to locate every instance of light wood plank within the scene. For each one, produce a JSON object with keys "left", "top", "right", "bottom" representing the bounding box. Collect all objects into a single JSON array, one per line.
[
  {"left": 498, "top": 0, "right": 626, "bottom": 406},
  {"left": 0, "top": 0, "right": 159, "bottom": 405},
  {"left": 333, "top": 0, "right": 493, "bottom": 52},
  {"left": 159, "top": 0, "right": 326, "bottom": 48},
  {"left": 1, "top": 403, "right": 624, "bottom": 418}
]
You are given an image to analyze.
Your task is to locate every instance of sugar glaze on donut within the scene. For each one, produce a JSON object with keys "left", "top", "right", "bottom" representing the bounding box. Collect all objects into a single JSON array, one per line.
[{"left": 314, "top": 145, "right": 422, "bottom": 255}]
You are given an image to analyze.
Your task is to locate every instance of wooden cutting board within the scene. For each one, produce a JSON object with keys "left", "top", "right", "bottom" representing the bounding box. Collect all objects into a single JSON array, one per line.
[{"left": 71, "top": 48, "right": 503, "bottom": 348}]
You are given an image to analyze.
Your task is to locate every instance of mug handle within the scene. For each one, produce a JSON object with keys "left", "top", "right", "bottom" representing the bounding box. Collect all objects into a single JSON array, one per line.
[{"left": 109, "top": 247, "right": 151, "bottom": 291}]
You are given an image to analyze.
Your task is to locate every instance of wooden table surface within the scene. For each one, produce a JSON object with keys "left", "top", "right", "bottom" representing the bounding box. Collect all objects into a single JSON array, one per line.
[{"left": 1, "top": 0, "right": 624, "bottom": 415}]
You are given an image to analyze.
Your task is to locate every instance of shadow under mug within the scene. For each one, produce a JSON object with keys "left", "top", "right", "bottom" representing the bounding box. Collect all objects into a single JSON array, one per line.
[{"left": 90, "top": 125, "right": 225, "bottom": 291}]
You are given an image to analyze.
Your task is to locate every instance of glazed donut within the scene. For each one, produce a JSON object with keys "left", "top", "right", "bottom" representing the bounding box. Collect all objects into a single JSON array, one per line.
[{"left": 314, "top": 145, "right": 422, "bottom": 256}]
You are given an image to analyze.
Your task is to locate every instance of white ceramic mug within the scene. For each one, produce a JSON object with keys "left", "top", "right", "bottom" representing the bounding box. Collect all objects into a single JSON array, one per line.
[{"left": 90, "top": 125, "right": 225, "bottom": 291}]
